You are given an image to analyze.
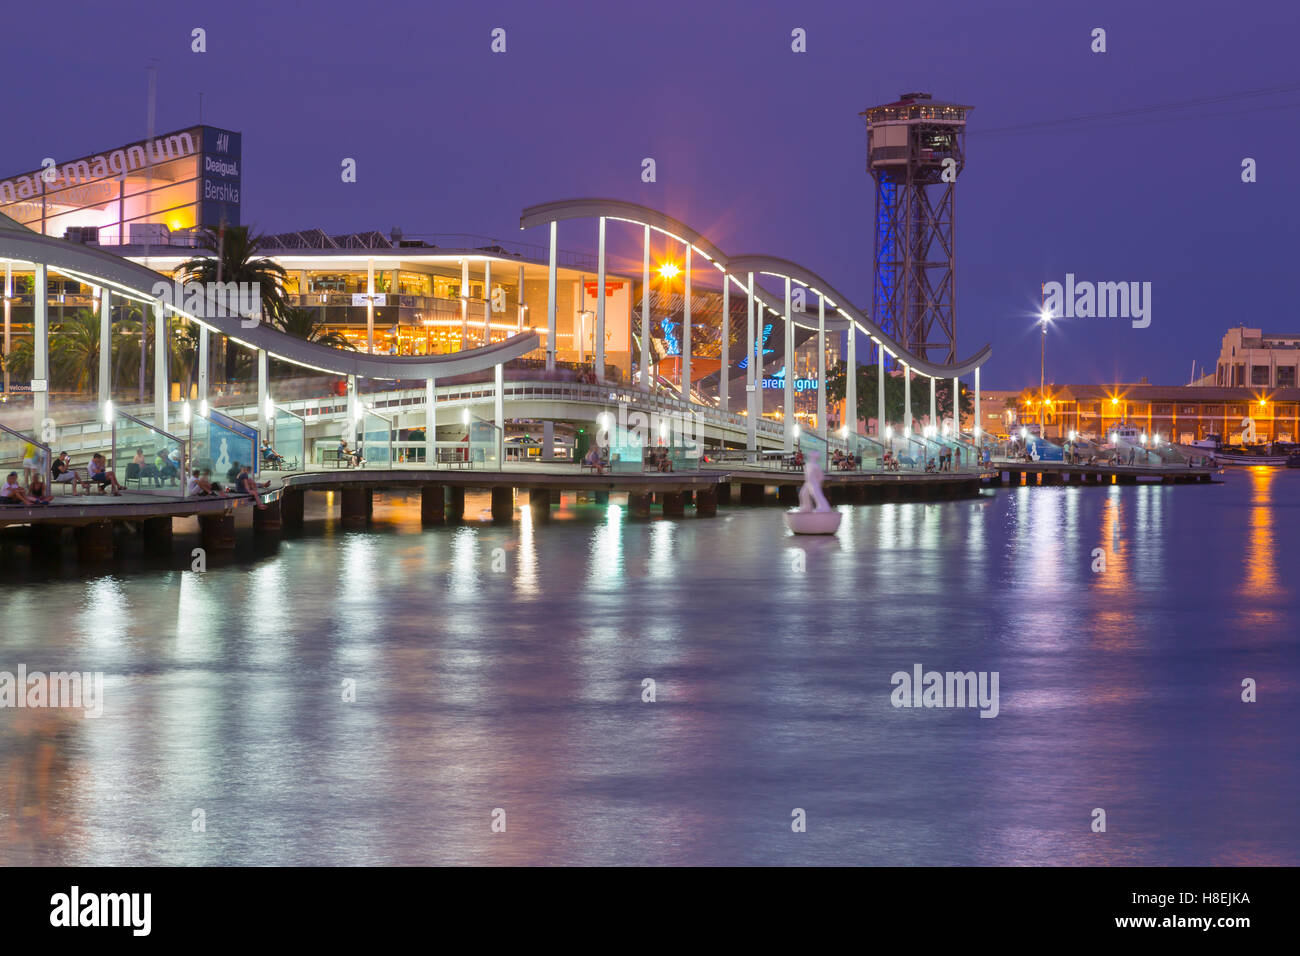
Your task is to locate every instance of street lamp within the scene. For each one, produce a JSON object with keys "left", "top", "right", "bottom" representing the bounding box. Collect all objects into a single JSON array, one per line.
[{"left": 1039, "top": 308, "right": 1052, "bottom": 432}]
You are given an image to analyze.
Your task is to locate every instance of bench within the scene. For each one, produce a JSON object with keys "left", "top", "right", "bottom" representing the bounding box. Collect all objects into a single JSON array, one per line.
[
  {"left": 321, "top": 448, "right": 353, "bottom": 468},
  {"left": 52, "top": 463, "right": 100, "bottom": 496}
]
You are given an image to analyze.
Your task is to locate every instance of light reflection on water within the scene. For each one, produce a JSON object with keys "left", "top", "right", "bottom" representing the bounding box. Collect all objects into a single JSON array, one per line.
[{"left": 2, "top": 476, "right": 1298, "bottom": 866}]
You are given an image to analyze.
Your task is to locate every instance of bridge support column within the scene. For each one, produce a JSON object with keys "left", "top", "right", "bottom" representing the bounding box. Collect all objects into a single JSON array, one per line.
[
  {"left": 695, "top": 488, "right": 717, "bottom": 516},
  {"left": 546, "top": 221, "right": 557, "bottom": 371},
  {"left": 642, "top": 225, "right": 652, "bottom": 388},
  {"left": 425, "top": 378, "right": 436, "bottom": 465},
  {"left": 683, "top": 245, "right": 692, "bottom": 402},
  {"left": 716, "top": 482, "right": 732, "bottom": 505},
  {"left": 199, "top": 513, "right": 235, "bottom": 552},
  {"left": 494, "top": 363, "right": 504, "bottom": 465},
  {"left": 257, "top": 348, "right": 269, "bottom": 440},
  {"left": 529, "top": 487, "right": 551, "bottom": 522},
  {"left": 99, "top": 287, "right": 113, "bottom": 408},
  {"left": 746, "top": 271, "right": 757, "bottom": 454},
  {"left": 421, "top": 484, "right": 445, "bottom": 525},
  {"left": 594, "top": 490, "right": 609, "bottom": 505},
  {"left": 740, "top": 483, "right": 764, "bottom": 506},
  {"left": 681, "top": 489, "right": 694, "bottom": 507},
  {"left": 777, "top": 484, "right": 798, "bottom": 506},
  {"left": 627, "top": 492, "right": 651, "bottom": 518},
  {"left": 253, "top": 498, "right": 282, "bottom": 534},
  {"left": 75, "top": 520, "right": 115, "bottom": 562},
  {"left": 783, "top": 276, "right": 793, "bottom": 452},
  {"left": 341, "top": 488, "right": 371, "bottom": 526},
  {"left": 660, "top": 491, "right": 685, "bottom": 517},
  {"left": 29, "top": 524, "right": 63, "bottom": 561},
  {"left": 491, "top": 486, "right": 513, "bottom": 523},
  {"left": 154, "top": 300, "right": 168, "bottom": 433},
  {"left": 33, "top": 263, "right": 48, "bottom": 428},
  {"left": 550, "top": 489, "right": 561, "bottom": 505},
  {"left": 141, "top": 515, "right": 173, "bottom": 554},
  {"left": 446, "top": 486, "right": 465, "bottom": 522},
  {"left": 1008, "top": 471, "right": 1020, "bottom": 487},
  {"left": 596, "top": 217, "right": 606, "bottom": 377},
  {"left": 281, "top": 488, "right": 305, "bottom": 530}
]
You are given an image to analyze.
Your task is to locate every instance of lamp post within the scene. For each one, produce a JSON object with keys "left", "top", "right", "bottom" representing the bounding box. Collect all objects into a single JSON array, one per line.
[{"left": 1039, "top": 308, "right": 1052, "bottom": 433}]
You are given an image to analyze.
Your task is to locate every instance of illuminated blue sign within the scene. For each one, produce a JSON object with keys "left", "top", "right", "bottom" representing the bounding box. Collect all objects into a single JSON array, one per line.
[
  {"left": 761, "top": 367, "right": 817, "bottom": 392},
  {"left": 738, "top": 323, "right": 775, "bottom": 370}
]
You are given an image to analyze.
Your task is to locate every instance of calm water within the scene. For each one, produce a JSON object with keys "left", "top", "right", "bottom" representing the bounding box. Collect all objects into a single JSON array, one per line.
[{"left": 2, "top": 470, "right": 1297, "bottom": 866}]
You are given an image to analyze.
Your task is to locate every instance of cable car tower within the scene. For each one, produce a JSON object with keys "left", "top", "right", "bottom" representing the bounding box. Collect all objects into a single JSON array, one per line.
[{"left": 862, "top": 92, "right": 971, "bottom": 365}]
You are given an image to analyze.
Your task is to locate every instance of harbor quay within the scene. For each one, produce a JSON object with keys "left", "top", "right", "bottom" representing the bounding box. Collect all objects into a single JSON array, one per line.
[{"left": 0, "top": 453, "right": 1211, "bottom": 564}]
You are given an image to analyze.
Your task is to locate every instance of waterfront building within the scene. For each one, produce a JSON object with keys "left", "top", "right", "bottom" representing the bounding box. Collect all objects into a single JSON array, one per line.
[
  {"left": 1018, "top": 382, "right": 1300, "bottom": 445},
  {"left": 1212, "top": 326, "right": 1300, "bottom": 389}
]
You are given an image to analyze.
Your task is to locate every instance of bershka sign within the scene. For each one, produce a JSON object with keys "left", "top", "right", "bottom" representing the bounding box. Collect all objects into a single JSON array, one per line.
[{"left": 0, "top": 131, "right": 198, "bottom": 202}]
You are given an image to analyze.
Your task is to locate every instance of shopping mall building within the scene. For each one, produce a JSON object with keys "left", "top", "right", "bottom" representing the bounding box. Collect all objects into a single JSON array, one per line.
[{"left": 1, "top": 124, "right": 842, "bottom": 425}]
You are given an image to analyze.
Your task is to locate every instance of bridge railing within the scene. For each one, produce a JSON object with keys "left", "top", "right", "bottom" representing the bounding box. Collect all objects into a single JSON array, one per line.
[
  {"left": 0, "top": 422, "right": 51, "bottom": 488},
  {"left": 115, "top": 410, "right": 188, "bottom": 496}
]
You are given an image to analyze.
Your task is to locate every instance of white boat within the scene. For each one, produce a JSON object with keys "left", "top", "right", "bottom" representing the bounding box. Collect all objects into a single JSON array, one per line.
[{"left": 1212, "top": 444, "right": 1298, "bottom": 467}]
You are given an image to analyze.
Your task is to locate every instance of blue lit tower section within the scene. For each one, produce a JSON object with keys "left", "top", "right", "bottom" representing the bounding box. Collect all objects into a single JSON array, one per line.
[{"left": 862, "top": 93, "right": 971, "bottom": 365}]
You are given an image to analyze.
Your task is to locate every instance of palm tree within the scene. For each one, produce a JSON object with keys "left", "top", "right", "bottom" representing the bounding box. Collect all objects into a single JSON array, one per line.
[
  {"left": 179, "top": 225, "right": 288, "bottom": 380},
  {"left": 2, "top": 338, "right": 33, "bottom": 383},
  {"left": 273, "top": 307, "right": 355, "bottom": 349},
  {"left": 50, "top": 309, "right": 102, "bottom": 393}
]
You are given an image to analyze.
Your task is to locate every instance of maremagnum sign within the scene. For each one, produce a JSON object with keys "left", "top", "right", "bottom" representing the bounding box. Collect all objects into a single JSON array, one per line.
[
  {"left": 0, "top": 124, "right": 242, "bottom": 235},
  {"left": 0, "top": 131, "right": 199, "bottom": 201}
]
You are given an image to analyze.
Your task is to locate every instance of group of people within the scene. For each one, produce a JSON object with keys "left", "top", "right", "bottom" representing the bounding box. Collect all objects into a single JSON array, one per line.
[
  {"left": 830, "top": 449, "right": 862, "bottom": 471},
  {"left": 127, "top": 446, "right": 183, "bottom": 487},
  {"left": 2, "top": 450, "right": 124, "bottom": 506},
  {"left": 186, "top": 464, "right": 270, "bottom": 509},
  {"left": 337, "top": 439, "right": 364, "bottom": 468},
  {"left": 2, "top": 470, "right": 52, "bottom": 505}
]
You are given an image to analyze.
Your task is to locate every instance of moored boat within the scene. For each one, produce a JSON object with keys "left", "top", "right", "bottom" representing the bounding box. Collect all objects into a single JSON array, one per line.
[{"left": 1212, "top": 442, "right": 1298, "bottom": 466}]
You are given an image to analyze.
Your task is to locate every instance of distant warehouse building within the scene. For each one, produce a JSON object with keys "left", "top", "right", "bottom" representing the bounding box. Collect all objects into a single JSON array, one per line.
[{"left": 1017, "top": 383, "right": 1300, "bottom": 445}]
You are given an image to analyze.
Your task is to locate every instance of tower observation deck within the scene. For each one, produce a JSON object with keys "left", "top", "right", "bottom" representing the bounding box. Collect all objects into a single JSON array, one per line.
[{"left": 862, "top": 93, "right": 971, "bottom": 366}]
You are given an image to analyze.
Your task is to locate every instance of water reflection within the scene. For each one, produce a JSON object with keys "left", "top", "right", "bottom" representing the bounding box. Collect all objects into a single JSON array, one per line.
[{"left": 2, "top": 476, "right": 1297, "bottom": 865}]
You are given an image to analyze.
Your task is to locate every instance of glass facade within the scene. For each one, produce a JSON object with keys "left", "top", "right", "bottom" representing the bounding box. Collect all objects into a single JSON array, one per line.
[{"left": 0, "top": 125, "right": 240, "bottom": 246}]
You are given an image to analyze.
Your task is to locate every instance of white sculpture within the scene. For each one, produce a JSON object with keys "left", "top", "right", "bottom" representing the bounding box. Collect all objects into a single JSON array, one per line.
[
  {"left": 214, "top": 437, "right": 231, "bottom": 472},
  {"left": 785, "top": 450, "right": 842, "bottom": 535}
]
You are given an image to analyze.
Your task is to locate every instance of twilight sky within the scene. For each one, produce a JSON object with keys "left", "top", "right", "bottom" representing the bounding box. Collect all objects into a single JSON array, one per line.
[{"left": 4, "top": 0, "right": 1297, "bottom": 388}]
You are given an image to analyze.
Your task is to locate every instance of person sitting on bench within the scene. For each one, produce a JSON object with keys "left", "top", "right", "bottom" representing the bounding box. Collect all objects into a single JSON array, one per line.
[
  {"left": 261, "top": 440, "right": 285, "bottom": 468},
  {"left": 51, "top": 452, "right": 82, "bottom": 495},
  {"left": 87, "top": 454, "right": 122, "bottom": 496}
]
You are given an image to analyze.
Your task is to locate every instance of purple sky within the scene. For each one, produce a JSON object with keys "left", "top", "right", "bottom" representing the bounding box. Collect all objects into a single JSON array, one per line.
[{"left": 4, "top": 0, "right": 1297, "bottom": 388}]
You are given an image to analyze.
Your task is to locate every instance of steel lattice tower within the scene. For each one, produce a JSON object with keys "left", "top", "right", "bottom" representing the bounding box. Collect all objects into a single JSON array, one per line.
[{"left": 862, "top": 93, "right": 971, "bottom": 366}]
